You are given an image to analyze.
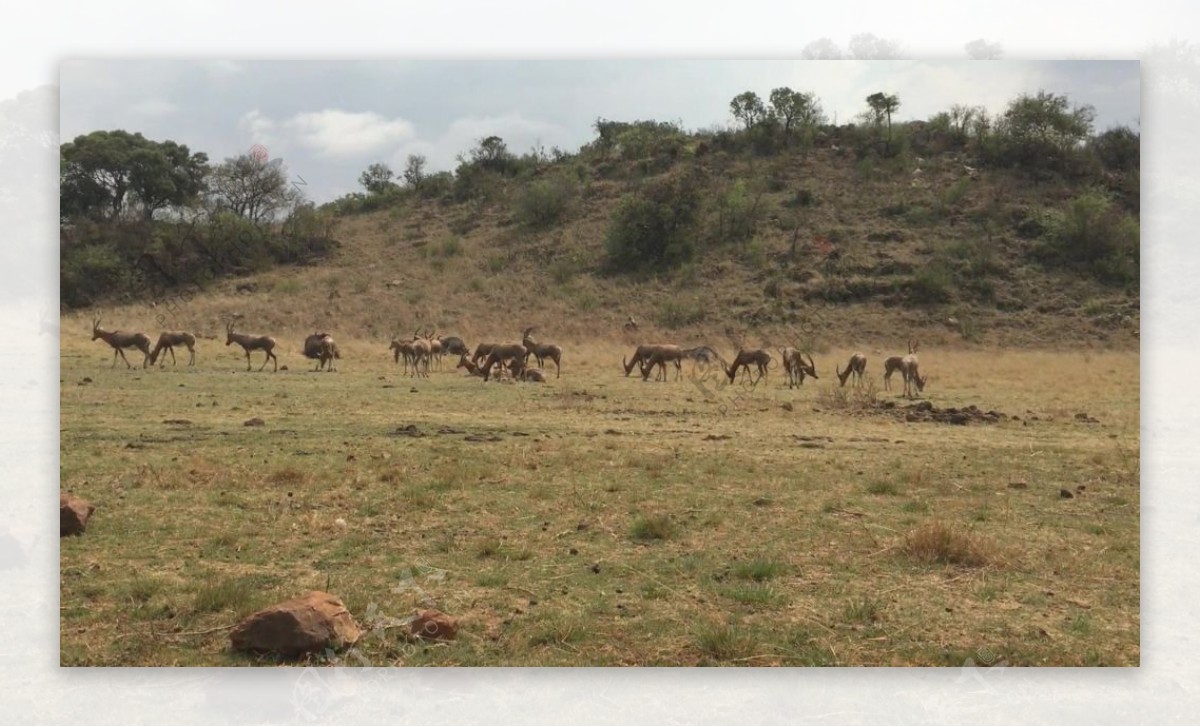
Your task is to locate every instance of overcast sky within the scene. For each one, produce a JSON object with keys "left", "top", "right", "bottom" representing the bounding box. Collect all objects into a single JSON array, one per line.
[{"left": 60, "top": 60, "right": 1140, "bottom": 204}]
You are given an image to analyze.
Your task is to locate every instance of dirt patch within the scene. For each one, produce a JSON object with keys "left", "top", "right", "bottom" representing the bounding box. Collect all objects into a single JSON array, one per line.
[{"left": 864, "top": 400, "right": 1009, "bottom": 425}]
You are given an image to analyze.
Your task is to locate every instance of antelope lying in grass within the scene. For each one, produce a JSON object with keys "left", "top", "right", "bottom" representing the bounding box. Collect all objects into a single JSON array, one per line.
[
  {"left": 302, "top": 333, "right": 340, "bottom": 372},
  {"left": 481, "top": 342, "right": 528, "bottom": 382},
  {"left": 778, "top": 348, "right": 818, "bottom": 388},
  {"left": 456, "top": 353, "right": 484, "bottom": 377},
  {"left": 508, "top": 357, "right": 547, "bottom": 383},
  {"left": 149, "top": 331, "right": 196, "bottom": 367},
  {"left": 92, "top": 319, "right": 152, "bottom": 369},
  {"left": 522, "top": 327, "right": 563, "bottom": 378},
  {"left": 225, "top": 322, "right": 277, "bottom": 372},
  {"left": 836, "top": 353, "right": 868, "bottom": 388},
  {"left": 725, "top": 349, "right": 772, "bottom": 386},
  {"left": 623, "top": 344, "right": 683, "bottom": 380}
]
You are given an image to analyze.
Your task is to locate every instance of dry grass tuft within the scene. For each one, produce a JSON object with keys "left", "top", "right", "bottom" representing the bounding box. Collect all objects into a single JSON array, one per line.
[{"left": 901, "top": 520, "right": 993, "bottom": 567}]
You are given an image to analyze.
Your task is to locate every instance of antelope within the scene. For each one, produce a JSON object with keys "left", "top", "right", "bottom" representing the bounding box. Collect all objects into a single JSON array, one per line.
[
  {"left": 408, "top": 328, "right": 434, "bottom": 378},
  {"left": 225, "top": 322, "right": 278, "bottom": 372},
  {"left": 522, "top": 327, "right": 563, "bottom": 378},
  {"left": 638, "top": 347, "right": 689, "bottom": 382},
  {"left": 622, "top": 344, "right": 683, "bottom": 380},
  {"left": 149, "top": 331, "right": 197, "bottom": 367},
  {"left": 883, "top": 339, "right": 919, "bottom": 393},
  {"left": 481, "top": 342, "right": 528, "bottom": 382},
  {"left": 901, "top": 354, "right": 927, "bottom": 398},
  {"left": 302, "top": 332, "right": 340, "bottom": 372},
  {"left": 471, "top": 343, "right": 497, "bottom": 366},
  {"left": 623, "top": 316, "right": 639, "bottom": 333},
  {"left": 778, "top": 348, "right": 818, "bottom": 388},
  {"left": 390, "top": 338, "right": 415, "bottom": 373},
  {"left": 836, "top": 353, "right": 868, "bottom": 388},
  {"left": 456, "top": 353, "right": 484, "bottom": 377},
  {"left": 91, "top": 319, "right": 152, "bottom": 369},
  {"left": 725, "top": 349, "right": 772, "bottom": 386},
  {"left": 437, "top": 336, "right": 470, "bottom": 358},
  {"left": 508, "top": 356, "right": 547, "bottom": 383}
]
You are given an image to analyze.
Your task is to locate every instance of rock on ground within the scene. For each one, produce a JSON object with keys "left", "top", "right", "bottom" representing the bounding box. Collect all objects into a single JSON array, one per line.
[
  {"left": 60, "top": 494, "right": 95, "bottom": 537},
  {"left": 230, "top": 591, "right": 361, "bottom": 657}
]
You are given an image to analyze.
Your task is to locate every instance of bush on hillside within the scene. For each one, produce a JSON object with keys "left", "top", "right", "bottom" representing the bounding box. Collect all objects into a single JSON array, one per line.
[{"left": 603, "top": 172, "right": 703, "bottom": 274}]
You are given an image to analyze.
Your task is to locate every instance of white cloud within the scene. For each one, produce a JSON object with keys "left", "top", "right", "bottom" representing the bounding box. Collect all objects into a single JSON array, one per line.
[
  {"left": 238, "top": 108, "right": 277, "bottom": 146},
  {"left": 284, "top": 109, "right": 416, "bottom": 158}
]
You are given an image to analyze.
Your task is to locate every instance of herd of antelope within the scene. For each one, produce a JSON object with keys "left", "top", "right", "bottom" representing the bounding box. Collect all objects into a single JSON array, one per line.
[{"left": 88, "top": 318, "right": 929, "bottom": 397}]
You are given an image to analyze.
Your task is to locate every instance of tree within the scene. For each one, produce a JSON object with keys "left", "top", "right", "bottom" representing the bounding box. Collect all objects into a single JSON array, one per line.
[
  {"left": 730, "top": 92, "right": 768, "bottom": 131},
  {"left": 1091, "top": 126, "right": 1140, "bottom": 173},
  {"left": 866, "top": 92, "right": 901, "bottom": 154},
  {"left": 209, "top": 155, "right": 296, "bottom": 225},
  {"left": 992, "top": 91, "right": 1096, "bottom": 172},
  {"left": 402, "top": 154, "right": 427, "bottom": 190},
  {"left": 358, "top": 162, "right": 396, "bottom": 195},
  {"left": 769, "top": 87, "right": 823, "bottom": 145},
  {"left": 60, "top": 130, "right": 207, "bottom": 221},
  {"left": 467, "top": 136, "right": 516, "bottom": 175}
]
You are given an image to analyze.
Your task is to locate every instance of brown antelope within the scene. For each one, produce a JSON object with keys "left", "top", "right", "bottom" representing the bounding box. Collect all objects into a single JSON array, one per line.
[
  {"left": 408, "top": 328, "right": 434, "bottom": 378},
  {"left": 91, "top": 319, "right": 152, "bottom": 369},
  {"left": 836, "top": 353, "right": 868, "bottom": 388},
  {"left": 725, "top": 349, "right": 772, "bottom": 386},
  {"left": 508, "top": 356, "right": 547, "bottom": 383},
  {"left": 623, "top": 344, "right": 682, "bottom": 380},
  {"left": 438, "top": 336, "right": 469, "bottom": 358},
  {"left": 390, "top": 338, "right": 415, "bottom": 372},
  {"left": 901, "top": 354, "right": 928, "bottom": 398},
  {"left": 778, "top": 348, "right": 818, "bottom": 388},
  {"left": 456, "top": 353, "right": 484, "bottom": 377},
  {"left": 637, "top": 347, "right": 689, "bottom": 382},
  {"left": 522, "top": 327, "right": 563, "bottom": 378},
  {"left": 481, "top": 342, "right": 528, "bottom": 381},
  {"left": 225, "top": 322, "right": 278, "bottom": 371},
  {"left": 302, "top": 333, "right": 340, "bottom": 372},
  {"left": 471, "top": 342, "right": 497, "bottom": 366},
  {"left": 149, "top": 331, "right": 196, "bottom": 367},
  {"left": 883, "top": 339, "right": 919, "bottom": 392}
]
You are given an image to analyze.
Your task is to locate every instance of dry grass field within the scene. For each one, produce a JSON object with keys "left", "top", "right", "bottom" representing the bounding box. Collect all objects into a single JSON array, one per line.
[{"left": 60, "top": 324, "right": 1139, "bottom": 666}]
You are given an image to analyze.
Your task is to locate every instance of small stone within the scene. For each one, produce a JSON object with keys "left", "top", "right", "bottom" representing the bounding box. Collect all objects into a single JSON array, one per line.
[
  {"left": 230, "top": 591, "right": 361, "bottom": 658},
  {"left": 1059, "top": 488, "right": 1074, "bottom": 499},
  {"left": 244, "top": 417, "right": 265, "bottom": 426},
  {"left": 1008, "top": 480, "right": 1028, "bottom": 490},
  {"left": 60, "top": 494, "right": 95, "bottom": 536},
  {"left": 409, "top": 609, "right": 458, "bottom": 641}
]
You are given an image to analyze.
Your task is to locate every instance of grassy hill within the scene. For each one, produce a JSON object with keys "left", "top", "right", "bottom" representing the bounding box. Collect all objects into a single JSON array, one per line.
[{"left": 67, "top": 124, "right": 1140, "bottom": 354}]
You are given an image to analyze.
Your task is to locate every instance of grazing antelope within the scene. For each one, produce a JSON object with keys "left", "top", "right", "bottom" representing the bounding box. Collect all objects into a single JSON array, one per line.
[
  {"left": 778, "top": 348, "right": 818, "bottom": 388},
  {"left": 522, "top": 327, "right": 563, "bottom": 378},
  {"left": 149, "top": 331, "right": 197, "bottom": 367},
  {"left": 471, "top": 342, "right": 497, "bottom": 366},
  {"left": 302, "top": 332, "right": 340, "bottom": 372},
  {"left": 623, "top": 344, "right": 683, "bottom": 380},
  {"left": 637, "top": 347, "right": 689, "bottom": 382},
  {"left": 901, "top": 354, "right": 927, "bottom": 398},
  {"left": 225, "top": 322, "right": 278, "bottom": 372},
  {"left": 456, "top": 353, "right": 484, "bottom": 377},
  {"left": 836, "top": 353, "right": 868, "bottom": 388},
  {"left": 481, "top": 342, "right": 528, "bottom": 382},
  {"left": 725, "top": 349, "right": 772, "bottom": 386},
  {"left": 91, "top": 319, "right": 152, "bottom": 369},
  {"left": 883, "top": 339, "right": 919, "bottom": 392}
]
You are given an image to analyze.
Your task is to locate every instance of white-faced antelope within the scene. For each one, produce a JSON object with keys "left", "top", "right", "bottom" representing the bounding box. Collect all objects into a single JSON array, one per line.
[
  {"left": 149, "top": 331, "right": 196, "bottom": 367},
  {"left": 225, "top": 322, "right": 278, "bottom": 372},
  {"left": 522, "top": 327, "right": 563, "bottom": 378},
  {"left": 91, "top": 319, "right": 152, "bottom": 369},
  {"left": 836, "top": 353, "right": 868, "bottom": 388},
  {"left": 778, "top": 348, "right": 817, "bottom": 388},
  {"left": 900, "top": 354, "right": 927, "bottom": 398},
  {"left": 883, "top": 339, "right": 919, "bottom": 394},
  {"left": 725, "top": 349, "right": 772, "bottom": 386},
  {"left": 303, "top": 332, "right": 340, "bottom": 372}
]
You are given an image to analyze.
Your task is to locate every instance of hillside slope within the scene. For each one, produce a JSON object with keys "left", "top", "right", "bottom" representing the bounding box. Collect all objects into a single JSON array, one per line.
[{"left": 70, "top": 142, "right": 1139, "bottom": 353}]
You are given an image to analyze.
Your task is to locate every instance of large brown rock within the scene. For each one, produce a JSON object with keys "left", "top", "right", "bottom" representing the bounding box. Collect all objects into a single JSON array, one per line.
[
  {"left": 60, "top": 494, "right": 95, "bottom": 537},
  {"left": 230, "top": 591, "right": 361, "bottom": 657}
]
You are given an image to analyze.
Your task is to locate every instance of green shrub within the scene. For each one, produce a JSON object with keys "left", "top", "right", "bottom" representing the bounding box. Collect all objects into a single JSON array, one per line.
[
  {"left": 1041, "top": 189, "right": 1139, "bottom": 285},
  {"left": 604, "top": 172, "right": 703, "bottom": 274},
  {"left": 514, "top": 175, "right": 578, "bottom": 229}
]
